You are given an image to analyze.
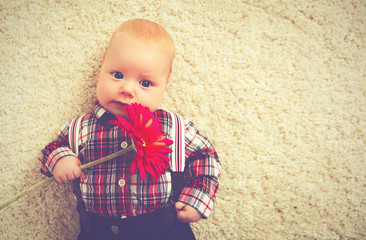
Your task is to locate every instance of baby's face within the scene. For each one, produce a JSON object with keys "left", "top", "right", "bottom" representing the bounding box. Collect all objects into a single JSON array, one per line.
[{"left": 96, "top": 35, "right": 171, "bottom": 118}]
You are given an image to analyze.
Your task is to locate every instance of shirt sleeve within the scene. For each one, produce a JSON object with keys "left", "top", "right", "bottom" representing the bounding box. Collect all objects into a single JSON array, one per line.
[
  {"left": 178, "top": 120, "right": 221, "bottom": 219},
  {"left": 38, "top": 121, "right": 77, "bottom": 177}
]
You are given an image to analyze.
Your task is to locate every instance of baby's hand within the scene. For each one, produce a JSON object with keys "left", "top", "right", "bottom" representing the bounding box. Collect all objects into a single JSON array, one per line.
[
  {"left": 175, "top": 202, "right": 202, "bottom": 223},
  {"left": 53, "top": 156, "right": 86, "bottom": 183}
]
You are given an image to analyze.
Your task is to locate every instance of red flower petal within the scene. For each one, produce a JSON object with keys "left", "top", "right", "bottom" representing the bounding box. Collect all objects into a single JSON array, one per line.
[
  {"left": 110, "top": 103, "right": 173, "bottom": 180},
  {"left": 155, "top": 147, "right": 173, "bottom": 154}
]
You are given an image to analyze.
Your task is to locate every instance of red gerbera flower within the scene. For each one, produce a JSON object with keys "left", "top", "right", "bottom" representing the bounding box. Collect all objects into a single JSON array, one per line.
[{"left": 109, "top": 103, "right": 173, "bottom": 180}]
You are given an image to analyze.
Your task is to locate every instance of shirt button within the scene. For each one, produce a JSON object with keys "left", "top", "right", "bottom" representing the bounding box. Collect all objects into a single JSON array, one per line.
[
  {"left": 120, "top": 141, "right": 128, "bottom": 149},
  {"left": 111, "top": 225, "right": 119, "bottom": 235},
  {"left": 118, "top": 178, "right": 126, "bottom": 187}
]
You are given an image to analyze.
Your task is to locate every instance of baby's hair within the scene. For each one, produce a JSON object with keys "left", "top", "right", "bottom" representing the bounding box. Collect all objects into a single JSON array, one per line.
[{"left": 108, "top": 19, "right": 175, "bottom": 71}]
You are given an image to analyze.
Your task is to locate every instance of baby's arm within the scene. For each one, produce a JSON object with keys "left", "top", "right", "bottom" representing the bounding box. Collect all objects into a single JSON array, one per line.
[
  {"left": 176, "top": 120, "right": 221, "bottom": 222},
  {"left": 39, "top": 119, "right": 83, "bottom": 179},
  {"left": 53, "top": 156, "right": 86, "bottom": 183}
]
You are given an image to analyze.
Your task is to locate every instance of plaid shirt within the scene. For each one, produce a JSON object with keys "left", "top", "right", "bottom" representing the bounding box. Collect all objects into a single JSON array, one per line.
[{"left": 39, "top": 102, "right": 221, "bottom": 219}]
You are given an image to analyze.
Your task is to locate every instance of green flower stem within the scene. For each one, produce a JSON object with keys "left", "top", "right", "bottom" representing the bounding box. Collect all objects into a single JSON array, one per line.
[{"left": 0, "top": 142, "right": 136, "bottom": 211}]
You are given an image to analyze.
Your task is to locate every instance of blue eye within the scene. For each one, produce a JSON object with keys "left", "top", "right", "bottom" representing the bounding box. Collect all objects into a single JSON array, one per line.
[
  {"left": 112, "top": 72, "right": 124, "bottom": 79},
  {"left": 140, "top": 80, "right": 152, "bottom": 88}
]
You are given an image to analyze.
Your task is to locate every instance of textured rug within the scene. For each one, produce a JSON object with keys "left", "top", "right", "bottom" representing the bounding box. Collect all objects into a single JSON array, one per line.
[{"left": 0, "top": 1, "right": 365, "bottom": 239}]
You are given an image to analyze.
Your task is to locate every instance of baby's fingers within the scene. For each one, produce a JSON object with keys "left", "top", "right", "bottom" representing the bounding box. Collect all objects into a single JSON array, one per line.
[
  {"left": 175, "top": 202, "right": 202, "bottom": 223},
  {"left": 175, "top": 202, "right": 186, "bottom": 212},
  {"left": 75, "top": 161, "right": 86, "bottom": 180},
  {"left": 54, "top": 176, "right": 64, "bottom": 184},
  {"left": 66, "top": 172, "right": 77, "bottom": 181},
  {"left": 73, "top": 167, "right": 86, "bottom": 180},
  {"left": 80, "top": 171, "right": 87, "bottom": 180}
]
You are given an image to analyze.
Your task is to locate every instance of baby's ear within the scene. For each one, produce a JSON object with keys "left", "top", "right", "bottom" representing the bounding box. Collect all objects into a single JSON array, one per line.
[
  {"left": 96, "top": 72, "right": 100, "bottom": 82},
  {"left": 96, "top": 55, "right": 105, "bottom": 82}
]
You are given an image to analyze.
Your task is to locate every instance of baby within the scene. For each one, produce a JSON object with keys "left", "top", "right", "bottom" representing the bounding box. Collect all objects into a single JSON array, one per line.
[{"left": 39, "top": 19, "right": 221, "bottom": 240}]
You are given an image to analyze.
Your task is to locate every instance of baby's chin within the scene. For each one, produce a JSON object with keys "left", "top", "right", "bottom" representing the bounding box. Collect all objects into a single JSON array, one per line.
[
  {"left": 106, "top": 105, "right": 127, "bottom": 118},
  {"left": 113, "top": 109, "right": 127, "bottom": 118}
]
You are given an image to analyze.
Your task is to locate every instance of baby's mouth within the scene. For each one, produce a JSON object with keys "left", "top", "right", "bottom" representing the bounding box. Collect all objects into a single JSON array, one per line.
[{"left": 113, "top": 101, "right": 126, "bottom": 107}]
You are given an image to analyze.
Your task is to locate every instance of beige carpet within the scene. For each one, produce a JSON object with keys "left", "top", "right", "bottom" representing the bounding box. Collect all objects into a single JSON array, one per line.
[{"left": 0, "top": 1, "right": 365, "bottom": 239}]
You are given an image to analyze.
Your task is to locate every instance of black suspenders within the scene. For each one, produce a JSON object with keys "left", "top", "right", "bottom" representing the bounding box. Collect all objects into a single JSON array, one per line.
[{"left": 69, "top": 112, "right": 187, "bottom": 230}]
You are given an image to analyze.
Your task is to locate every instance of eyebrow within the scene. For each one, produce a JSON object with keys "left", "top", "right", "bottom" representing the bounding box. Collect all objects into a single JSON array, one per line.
[
  {"left": 140, "top": 72, "right": 155, "bottom": 79},
  {"left": 109, "top": 61, "right": 128, "bottom": 72},
  {"left": 107, "top": 54, "right": 158, "bottom": 78}
]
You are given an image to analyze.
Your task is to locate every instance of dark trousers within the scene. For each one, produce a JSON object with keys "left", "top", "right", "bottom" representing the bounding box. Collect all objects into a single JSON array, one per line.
[{"left": 77, "top": 208, "right": 196, "bottom": 240}]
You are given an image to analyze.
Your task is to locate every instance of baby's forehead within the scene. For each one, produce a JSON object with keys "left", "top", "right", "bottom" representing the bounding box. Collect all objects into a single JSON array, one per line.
[
  {"left": 114, "top": 30, "right": 172, "bottom": 46},
  {"left": 109, "top": 32, "right": 175, "bottom": 61}
]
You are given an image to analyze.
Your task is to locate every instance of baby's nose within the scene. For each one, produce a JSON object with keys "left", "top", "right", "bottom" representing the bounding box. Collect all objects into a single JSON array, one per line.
[{"left": 119, "top": 80, "right": 135, "bottom": 97}]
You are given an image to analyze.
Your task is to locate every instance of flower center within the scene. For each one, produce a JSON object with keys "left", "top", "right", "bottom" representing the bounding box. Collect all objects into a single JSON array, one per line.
[{"left": 141, "top": 139, "right": 146, "bottom": 147}]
